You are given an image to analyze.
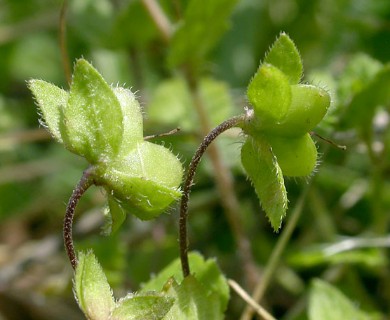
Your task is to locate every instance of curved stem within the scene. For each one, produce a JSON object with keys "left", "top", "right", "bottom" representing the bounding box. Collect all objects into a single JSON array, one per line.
[
  {"left": 63, "top": 167, "right": 94, "bottom": 269},
  {"left": 179, "top": 115, "right": 245, "bottom": 277}
]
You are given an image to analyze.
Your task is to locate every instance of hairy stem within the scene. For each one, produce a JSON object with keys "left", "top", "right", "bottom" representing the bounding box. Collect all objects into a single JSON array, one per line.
[
  {"left": 141, "top": 0, "right": 258, "bottom": 286},
  {"left": 64, "top": 167, "right": 94, "bottom": 269},
  {"left": 179, "top": 115, "right": 245, "bottom": 277},
  {"left": 240, "top": 187, "right": 309, "bottom": 320},
  {"left": 59, "top": 0, "right": 71, "bottom": 85},
  {"left": 185, "top": 78, "right": 259, "bottom": 288}
]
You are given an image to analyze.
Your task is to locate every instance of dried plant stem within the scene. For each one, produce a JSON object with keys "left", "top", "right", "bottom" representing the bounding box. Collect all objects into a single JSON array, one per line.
[
  {"left": 310, "top": 131, "right": 346, "bottom": 150},
  {"left": 144, "top": 127, "right": 181, "bottom": 140},
  {"left": 228, "top": 279, "right": 276, "bottom": 320},
  {"left": 179, "top": 115, "right": 245, "bottom": 277},
  {"left": 240, "top": 187, "right": 309, "bottom": 320},
  {"left": 141, "top": 0, "right": 172, "bottom": 43},
  {"left": 64, "top": 167, "right": 94, "bottom": 269},
  {"left": 59, "top": 0, "right": 71, "bottom": 85}
]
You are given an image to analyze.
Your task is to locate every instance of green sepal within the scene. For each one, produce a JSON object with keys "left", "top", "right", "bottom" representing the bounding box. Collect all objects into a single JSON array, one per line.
[
  {"left": 74, "top": 251, "right": 115, "bottom": 320},
  {"left": 241, "top": 136, "right": 287, "bottom": 231},
  {"left": 112, "top": 87, "right": 144, "bottom": 155},
  {"left": 28, "top": 79, "right": 68, "bottom": 143},
  {"left": 247, "top": 64, "right": 291, "bottom": 124},
  {"left": 102, "top": 196, "right": 127, "bottom": 236},
  {"left": 102, "top": 141, "right": 183, "bottom": 220},
  {"left": 267, "top": 133, "right": 317, "bottom": 177},
  {"left": 62, "top": 59, "right": 124, "bottom": 163},
  {"left": 264, "top": 84, "right": 330, "bottom": 137},
  {"left": 264, "top": 32, "right": 303, "bottom": 84},
  {"left": 110, "top": 292, "right": 174, "bottom": 320},
  {"left": 141, "top": 252, "right": 229, "bottom": 315}
]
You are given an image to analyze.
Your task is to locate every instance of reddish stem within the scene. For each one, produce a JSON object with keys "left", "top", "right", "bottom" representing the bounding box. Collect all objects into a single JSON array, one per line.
[
  {"left": 179, "top": 115, "right": 245, "bottom": 277},
  {"left": 63, "top": 167, "right": 94, "bottom": 269}
]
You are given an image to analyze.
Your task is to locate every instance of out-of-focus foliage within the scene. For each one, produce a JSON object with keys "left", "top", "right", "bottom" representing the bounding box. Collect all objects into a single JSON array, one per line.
[{"left": 0, "top": 0, "right": 389, "bottom": 319}]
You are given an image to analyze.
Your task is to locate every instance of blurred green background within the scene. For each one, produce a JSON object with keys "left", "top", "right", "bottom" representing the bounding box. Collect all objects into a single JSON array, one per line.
[{"left": 0, "top": 0, "right": 389, "bottom": 319}]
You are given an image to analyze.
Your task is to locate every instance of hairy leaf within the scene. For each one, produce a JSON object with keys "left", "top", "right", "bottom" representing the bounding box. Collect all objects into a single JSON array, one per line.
[
  {"left": 141, "top": 252, "right": 229, "bottom": 314},
  {"left": 110, "top": 293, "right": 174, "bottom": 320},
  {"left": 163, "top": 276, "right": 223, "bottom": 320}
]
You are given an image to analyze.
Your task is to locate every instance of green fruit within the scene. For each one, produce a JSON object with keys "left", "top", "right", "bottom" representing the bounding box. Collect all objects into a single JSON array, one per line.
[
  {"left": 265, "top": 84, "right": 330, "bottom": 137},
  {"left": 101, "top": 141, "right": 183, "bottom": 220},
  {"left": 268, "top": 133, "right": 317, "bottom": 177}
]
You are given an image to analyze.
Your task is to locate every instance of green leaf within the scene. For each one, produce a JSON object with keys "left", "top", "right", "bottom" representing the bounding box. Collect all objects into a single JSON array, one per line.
[
  {"left": 62, "top": 59, "right": 124, "bottom": 163},
  {"left": 141, "top": 252, "right": 229, "bottom": 314},
  {"left": 264, "top": 84, "right": 330, "bottom": 137},
  {"left": 337, "top": 53, "right": 383, "bottom": 105},
  {"left": 28, "top": 79, "right": 68, "bottom": 143},
  {"left": 267, "top": 133, "right": 318, "bottom": 177},
  {"left": 163, "top": 276, "right": 223, "bottom": 320},
  {"left": 199, "top": 78, "right": 235, "bottom": 127},
  {"left": 308, "top": 279, "right": 375, "bottom": 320},
  {"left": 247, "top": 64, "right": 292, "bottom": 124},
  {"left": 147, "top": 77, "right": 194, "bottom": 130},
  {"left": 241, "top": 136, "right": 287, "bottom": 230},
  {"left": 110, "top": 293, "right": 174, "bottom": 320},
  {"left": 264, "top": 32, "right": 303, "bottom": 84},
  {"left": 341, "top": 63, "right": 390, "bottom": 133},
  {"left": 148, "top": 77, "right": 234, "bottom": 131},
  {"left": 288, "top": 247, "right": 387, "bottom": 269},
  {"left": 168, "top": 0, "right": 238, "bottom": 68},
  {"left": 102, "top": 141, "right": 183, "bottom": 220},
  {"left": 110, "top": 1, "right": 159, "bottom": 48},
  {"left": 74, "top": 251, "right": 115, "bottom": 320}
]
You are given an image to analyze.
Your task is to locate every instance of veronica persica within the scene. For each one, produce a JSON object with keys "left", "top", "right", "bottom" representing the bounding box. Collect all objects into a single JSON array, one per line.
[
  {"left": 240, "top": 32, "right": 330, "bottom": 229},
  {"left": 29, "top": 59, "right": 183, "bottom": 225}
]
